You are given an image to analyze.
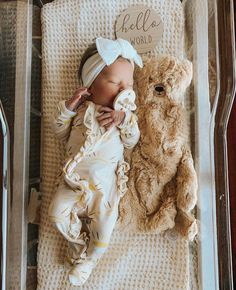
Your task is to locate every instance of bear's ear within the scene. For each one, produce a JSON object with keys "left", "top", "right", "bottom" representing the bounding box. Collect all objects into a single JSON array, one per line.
[
  {"left": 134, "top": 60, "right": 150, "bottom": 83},
  {"left": 166, "top": 58, "right": 193, "bottom": 104},
  {"left": 141, "top": 55, "right": 149, "bottom": 62}
]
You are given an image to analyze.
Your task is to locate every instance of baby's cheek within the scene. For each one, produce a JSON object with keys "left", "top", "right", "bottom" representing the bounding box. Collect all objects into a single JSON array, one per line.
[
  {"left": 106, "top": 83, "right": 119, "bottom": 94},
  {"left": 106, "top": 89, "right": 119, "bottom": 101}
]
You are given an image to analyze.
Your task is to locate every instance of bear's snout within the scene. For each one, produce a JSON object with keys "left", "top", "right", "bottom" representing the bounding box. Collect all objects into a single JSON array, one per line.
[{"left": 154, "top": 84, "right": 165, "bottom": 96}]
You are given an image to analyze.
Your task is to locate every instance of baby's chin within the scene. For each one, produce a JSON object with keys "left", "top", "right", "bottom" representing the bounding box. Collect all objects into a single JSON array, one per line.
[
  {"left": 107, "top": 102, "right": 114, "bottom": 109},
  {"left": 91, "top": 98, "right": 115, "bottom": 109}
]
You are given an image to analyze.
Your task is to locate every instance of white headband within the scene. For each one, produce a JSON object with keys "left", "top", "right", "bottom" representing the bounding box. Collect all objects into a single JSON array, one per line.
[{"left": 81, "top": 37, "right": 143, "bottom": 88}]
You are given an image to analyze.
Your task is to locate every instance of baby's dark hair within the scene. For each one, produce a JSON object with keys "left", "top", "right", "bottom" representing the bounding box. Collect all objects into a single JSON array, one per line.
[{"left": 78, "top": 42, "right": 97, "bottom": 83}]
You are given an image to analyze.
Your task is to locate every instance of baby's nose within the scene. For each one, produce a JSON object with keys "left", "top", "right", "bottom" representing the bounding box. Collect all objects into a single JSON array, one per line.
[{"left": 119, "top": 84, "right": 128, "bottom": 92}]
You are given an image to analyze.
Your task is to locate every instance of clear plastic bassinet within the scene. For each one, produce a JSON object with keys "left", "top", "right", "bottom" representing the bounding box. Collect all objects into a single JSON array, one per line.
[{"left": 0, "top": 0, "right": 235, "bottom": 289}]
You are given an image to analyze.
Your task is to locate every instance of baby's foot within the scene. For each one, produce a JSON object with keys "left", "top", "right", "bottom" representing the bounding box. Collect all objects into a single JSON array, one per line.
[
  {"left": 68, "top": 259, "right": 97, "bottom": 286},
  {"left": 65, "top": 231, "right": 90, "bottom": 266}
]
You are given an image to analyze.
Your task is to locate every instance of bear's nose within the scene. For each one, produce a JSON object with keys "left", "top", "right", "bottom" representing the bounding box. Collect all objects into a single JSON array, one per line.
[{"left": 154, "top": 84, "right": 165, "bottom": 94}]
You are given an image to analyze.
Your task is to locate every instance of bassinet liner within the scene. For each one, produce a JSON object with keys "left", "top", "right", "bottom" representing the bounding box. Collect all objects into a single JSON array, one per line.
[{"left": 37, "top": 0, "right": 194, "bottom": 289}]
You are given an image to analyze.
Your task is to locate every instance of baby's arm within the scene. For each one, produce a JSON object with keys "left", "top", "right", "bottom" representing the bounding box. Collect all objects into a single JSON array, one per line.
[
  {"left": 51, "top": 100, "right": 77, "bottom": 143},
  {"left": 96, "top": 107, "right": 140, "bottom": 149},
  {"left": 51, "top": 87, "right": 91, "bottom": 142}
]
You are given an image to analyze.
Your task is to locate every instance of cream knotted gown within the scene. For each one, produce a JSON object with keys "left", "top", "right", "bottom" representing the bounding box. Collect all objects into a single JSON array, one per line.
[{"left": 48, "top": 89, "right": 140, "bottom": 286}]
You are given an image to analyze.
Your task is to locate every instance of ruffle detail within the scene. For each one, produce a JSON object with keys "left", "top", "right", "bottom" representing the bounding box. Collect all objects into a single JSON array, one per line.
[
  {"left": 77, "top": 101, "right": 99, "bottom": 156},
  {"left": 63, "top": 102, "right": 104, "bottom": 186},
  {"left": 62, "top": 97, "right": 134, "bottom": 190},
  {"left": 116, "top": 160, "right": 130, "bottom": 197}
]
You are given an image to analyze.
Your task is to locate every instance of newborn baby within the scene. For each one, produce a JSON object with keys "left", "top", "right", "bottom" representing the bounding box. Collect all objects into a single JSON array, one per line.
[{"left": 48, "top": 37, "right": 142, "bottom": 286}]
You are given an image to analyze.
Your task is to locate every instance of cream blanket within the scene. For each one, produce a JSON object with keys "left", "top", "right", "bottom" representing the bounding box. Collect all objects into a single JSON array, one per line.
[{"left": 37, "top": 0, "right": 194, "bottom": 289}]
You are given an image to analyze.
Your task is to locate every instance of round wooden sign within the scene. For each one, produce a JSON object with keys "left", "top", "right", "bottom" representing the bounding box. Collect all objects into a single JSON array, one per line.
[{"left": 115, "top": 5, "right": 164, "bottom": 54}]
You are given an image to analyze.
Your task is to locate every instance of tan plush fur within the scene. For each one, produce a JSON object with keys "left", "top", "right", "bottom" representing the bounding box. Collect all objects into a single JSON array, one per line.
[{"left": 118, "top": 55, "right": 198, "bottom": 241}]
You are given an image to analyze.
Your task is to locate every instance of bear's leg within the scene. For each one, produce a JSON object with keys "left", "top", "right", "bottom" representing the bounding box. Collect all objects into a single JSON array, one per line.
[
  {"left": 144, "top": 197, "right": 177, "bottom": 232},
  {"left": 174, "top": 209, "right": 198, "bottom": 241},
  {"left": 176, "top": 148, "right": 198, "bottom": 212}
]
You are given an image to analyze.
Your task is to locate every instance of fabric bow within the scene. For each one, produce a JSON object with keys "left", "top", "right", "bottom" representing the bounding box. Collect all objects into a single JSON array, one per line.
[
  {"left": 96, "top": 37, "right": 143, "bottom": 68},
  {"left": 81, "top": 37, "right": 143, "bottom": 87}
]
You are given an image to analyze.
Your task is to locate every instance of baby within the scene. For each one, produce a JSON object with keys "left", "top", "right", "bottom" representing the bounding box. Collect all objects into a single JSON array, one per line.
[{"left": 48, "top": 37, "right": 143, "bottom": 286}]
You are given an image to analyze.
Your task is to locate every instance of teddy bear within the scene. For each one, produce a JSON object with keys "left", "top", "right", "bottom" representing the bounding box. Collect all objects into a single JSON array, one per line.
[{"left": 117, "top": 55, "right": 198, "bottom": 241}]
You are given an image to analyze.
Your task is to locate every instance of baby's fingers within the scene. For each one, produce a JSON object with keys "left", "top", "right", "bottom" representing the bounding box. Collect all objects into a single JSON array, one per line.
[
  {"left": 75, "top": 88, "right": 91, "bottom": 99},
  {"left": 75, "top": 87, "right": 90, "bottom": 94},
  {"left": 98, "top": 117, "right": 114, "bottom": 127},
  {"left": 96, "top": 113, "right": 111, "bottom": 121},
  {"left": 105, "top": 122, "right": 115, "bottom": 131},
  {"left": 98, "top": 106, "right": 113, "bottom": 113}
]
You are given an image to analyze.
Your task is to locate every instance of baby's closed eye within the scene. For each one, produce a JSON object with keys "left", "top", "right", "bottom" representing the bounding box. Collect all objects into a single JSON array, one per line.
[
  {"left": 108, "top": 80, "right": 120, "bottom": 85},
  {"left": 108, "top": 79, "right": 133, "bottom": 86}
]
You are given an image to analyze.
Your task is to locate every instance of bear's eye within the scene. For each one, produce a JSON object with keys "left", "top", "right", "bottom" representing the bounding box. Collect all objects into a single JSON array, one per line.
[{"left": 154, "top": 84, "right": 165, "bottom": 95}]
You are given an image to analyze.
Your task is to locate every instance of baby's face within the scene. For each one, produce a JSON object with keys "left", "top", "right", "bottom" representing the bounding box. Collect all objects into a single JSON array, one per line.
[{"left": 88, "top": 57, "right": 134, "bottom": 108}]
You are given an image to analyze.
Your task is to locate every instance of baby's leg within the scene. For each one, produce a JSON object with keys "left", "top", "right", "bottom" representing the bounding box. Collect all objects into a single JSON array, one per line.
[
  {"left": 68, "top": 201, "right": 119, "bottom": 286},
  {"left": 48, "top": 180, "right": 88, "bottom": 245}
]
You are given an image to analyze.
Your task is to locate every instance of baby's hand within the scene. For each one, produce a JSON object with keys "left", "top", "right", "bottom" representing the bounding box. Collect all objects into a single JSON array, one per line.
[
  {"left": 65, "top": 87, "right": 91, "bottom": 112},
  {"left": 97, "top": 107, "right": 125, "bottom": 130}
]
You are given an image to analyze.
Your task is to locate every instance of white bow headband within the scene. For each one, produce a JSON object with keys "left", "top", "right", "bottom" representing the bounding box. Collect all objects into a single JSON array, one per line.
[{"left": 81, "top": 37, "right": 143, "bottom": 88}]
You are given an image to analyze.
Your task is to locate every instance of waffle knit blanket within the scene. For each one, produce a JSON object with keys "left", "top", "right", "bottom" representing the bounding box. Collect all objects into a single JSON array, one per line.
[{"left": 37, "top": 0, "right": 191, "bottom": 289}]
